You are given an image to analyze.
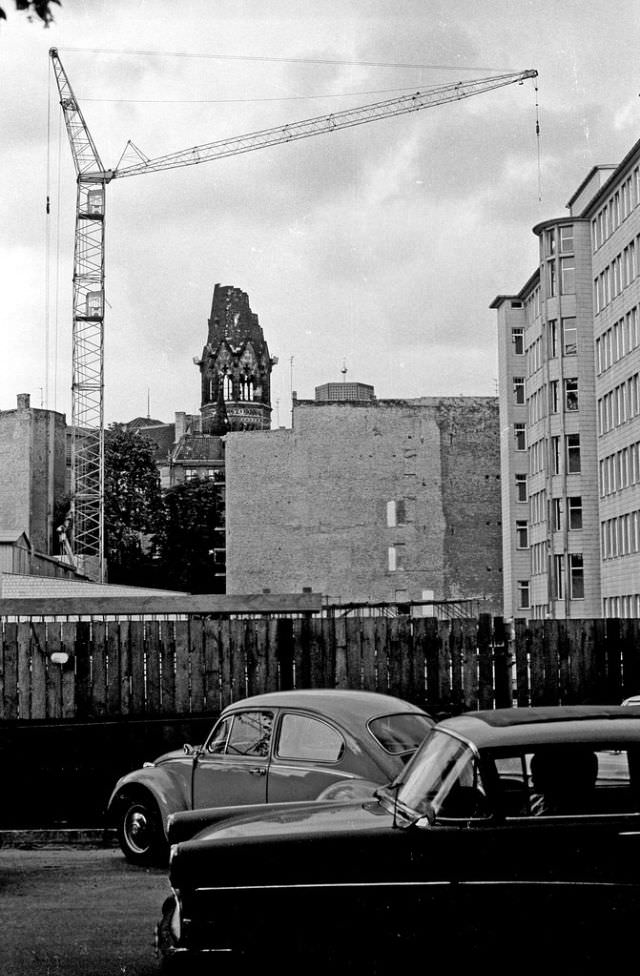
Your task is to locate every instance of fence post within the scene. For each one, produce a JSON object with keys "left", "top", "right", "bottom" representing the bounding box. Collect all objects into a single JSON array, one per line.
[
  {"left": 493, "top": 616, "right": 512, "bottom": 708},
  {"left": 513, "top": 618, "right": 529, "bottom": 707},
  {"left": 477, "top": 614, "right": 493, "bottom": 709}
]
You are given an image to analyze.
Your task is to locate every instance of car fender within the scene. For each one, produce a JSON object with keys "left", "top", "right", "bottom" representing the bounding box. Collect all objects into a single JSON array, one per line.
[{"left": 107, "top": 761, "right": 193, "bottom": 837}]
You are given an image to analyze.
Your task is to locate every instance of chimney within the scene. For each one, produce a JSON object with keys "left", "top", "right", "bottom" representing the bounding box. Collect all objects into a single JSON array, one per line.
[
  {"left": 17, "top": 393, "right": 30, "bottom": 411},
  {"left": 174, "top": 411, "right": 186, "bottom": 441}
]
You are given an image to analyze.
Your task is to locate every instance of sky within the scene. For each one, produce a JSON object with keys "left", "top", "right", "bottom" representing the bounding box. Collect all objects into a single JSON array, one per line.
[{"left": 2, "top": 0, "right": 640, "bottom": 428}]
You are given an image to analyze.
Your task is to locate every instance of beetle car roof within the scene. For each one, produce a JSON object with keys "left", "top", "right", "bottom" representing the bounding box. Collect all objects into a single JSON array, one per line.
[
  {"left": 222, "top": 689, "right": 429, "bottom": 722},
  {"left": 439, "top": 705, "right": 640, "bottom": 749}
]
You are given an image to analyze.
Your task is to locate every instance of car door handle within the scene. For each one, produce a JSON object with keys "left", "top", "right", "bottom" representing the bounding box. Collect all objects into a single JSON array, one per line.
[{"left": 249, "top": 767, "right": 267, "bottom": 776}]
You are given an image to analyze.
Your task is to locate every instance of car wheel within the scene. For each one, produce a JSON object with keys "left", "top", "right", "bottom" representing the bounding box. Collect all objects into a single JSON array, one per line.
[{"left": 116, "top": 792, "right": 167, "bottom": 865}]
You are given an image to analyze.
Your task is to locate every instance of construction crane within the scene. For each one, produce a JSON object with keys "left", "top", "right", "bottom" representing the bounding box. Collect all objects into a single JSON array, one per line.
[{"left": 49, "top": 47, "right": 537, "bottom": 580}]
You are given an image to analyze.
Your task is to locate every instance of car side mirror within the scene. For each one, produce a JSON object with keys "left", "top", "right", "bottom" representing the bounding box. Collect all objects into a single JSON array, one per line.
[{"left": 183, "top": 743, "right": 197, "bottom": 756}]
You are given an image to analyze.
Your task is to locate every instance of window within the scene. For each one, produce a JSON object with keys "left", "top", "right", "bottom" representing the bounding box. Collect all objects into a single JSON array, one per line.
[
  {"left": 551, "top": 436, "right": 560, "bottom": 475},
  {"left": 513, "top": 376, "right": 525, "bottom": 404},
  {"left": 565, "top": 378, "right": 578, "bottom": 411},
  {"left": 559, "top": 224, "right": 574, "bottom": 252},
  {"left": 569, "top": 553, "right": 584, "bottom": 599},
  {"left": 548, "top": 320, "right": 558, "bottom": 357},
  {"left": 554, "top": 554, "right": 565, "bottom": 600},
  {"left": 562, "top": 317, "right": 577, "bottom": 355},
  {"left": 514, "top": 423, "right": 526, "bottom": 451},
  {"left": 516, "top": 520, "right": 528, "bottom": 549},
  {"left": 223, "top": 374, "right": 233, "bottom": 399},
  {"left": 515, "top": 473, "right": 527, "bottom": 502},
  {"left": 277, "top": 714, "right": 344, "bottom": 762},
  {"left": 548, "top": 261, "right": 557, "bottom": 297},
  {"left": 545, "top": 229, "right": 556, "bottom": 255},
  {"left": 517, "top": 580, "right": 530, "bottom": 610},
  {"left": 184, "top": 468, "right": 199, "bottom": 481},
  {"left": 512, "top": 327, "right": 524, "bottom": 355},
  {"left": 560, "top": 257, "right": 575, "bottom": 294},
  {"left": 226, "top": 711, "right": 273, "bottom": 757},
  {"left": 551, "top": 498, "right": 562, "bottom": 532},
  {"left": 208, "top": 711, "right": 274, "bottom": 757},
  {"left": 549, "top": 380, "right": 559, "bottom": 413},
  {"left": 568, "top": 497, "right": 583, "bottom": 530},
  {"left": 566, "top": 434, "right": 581, "bottom": 473}
]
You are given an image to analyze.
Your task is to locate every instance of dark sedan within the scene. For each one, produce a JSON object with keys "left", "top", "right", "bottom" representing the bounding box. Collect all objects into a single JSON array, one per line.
[
  {"left": 107, "top": 688, "right": 432, "bottom": 863},
  {"left": 158, "top": 704, "right": 640, "bottom": 970}
]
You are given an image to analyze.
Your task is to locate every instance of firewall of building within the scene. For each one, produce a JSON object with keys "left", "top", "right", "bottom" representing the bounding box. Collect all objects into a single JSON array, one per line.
[{"left": 225, "top": 396, "right": 502, "bottom": 610}]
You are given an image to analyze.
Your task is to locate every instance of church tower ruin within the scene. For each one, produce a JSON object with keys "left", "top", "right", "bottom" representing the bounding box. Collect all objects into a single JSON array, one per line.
[{"left": 197, "top": 284, "right": 276, "bottom": 434}]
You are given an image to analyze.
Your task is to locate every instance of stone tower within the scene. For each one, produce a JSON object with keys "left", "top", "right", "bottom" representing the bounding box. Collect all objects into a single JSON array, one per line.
[{"left": 198, "top": 284, "right": 276, "bottom": 433}]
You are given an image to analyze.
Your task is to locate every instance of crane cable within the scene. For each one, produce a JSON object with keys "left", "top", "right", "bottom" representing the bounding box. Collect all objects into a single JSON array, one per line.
[
  {"left": 534, "top": 78, "right": 542, "bottom": 202},
  {"left": 45, "top": 63, "right": 51, "bottom": 410}
]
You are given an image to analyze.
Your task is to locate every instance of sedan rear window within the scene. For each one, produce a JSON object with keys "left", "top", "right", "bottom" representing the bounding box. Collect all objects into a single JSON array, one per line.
[{"left": 368, "top": 713, "right": 433, "bottom": 756}]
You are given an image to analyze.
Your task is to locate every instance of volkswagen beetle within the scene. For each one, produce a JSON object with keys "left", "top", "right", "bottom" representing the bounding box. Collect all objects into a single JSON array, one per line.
[{"left": 107, "top": 688, "right": 432, "bottom": 863}]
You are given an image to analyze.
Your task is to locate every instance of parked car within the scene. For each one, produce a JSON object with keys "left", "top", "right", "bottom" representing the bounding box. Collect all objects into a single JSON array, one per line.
[
  {"left": 158, "top": 704, "right": 640, "bottom": 970},
  {"left": 107, "top": 688, "right": 432, "bottom": 863},
  {"left": 622, "top": 694, "right": 640, "bottom": 706}
]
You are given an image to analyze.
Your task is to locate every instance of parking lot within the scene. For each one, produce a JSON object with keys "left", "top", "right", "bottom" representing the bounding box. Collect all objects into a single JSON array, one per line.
[{"left": 0, "top": 846, "right": 168, "bottom": 976}]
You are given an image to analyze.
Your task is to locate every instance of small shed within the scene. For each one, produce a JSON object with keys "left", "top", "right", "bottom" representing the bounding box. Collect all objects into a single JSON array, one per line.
[{"left": 0, "top": 528, "right": 32, "bottom": 575}]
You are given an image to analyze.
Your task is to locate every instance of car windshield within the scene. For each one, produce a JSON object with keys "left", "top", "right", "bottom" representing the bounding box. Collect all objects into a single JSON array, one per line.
[
  {"left": 368, "top": 713, "right": 433, "bottom": 756},
  {"left": 393, "top": 729, "right": 479, "bottom": 817}
]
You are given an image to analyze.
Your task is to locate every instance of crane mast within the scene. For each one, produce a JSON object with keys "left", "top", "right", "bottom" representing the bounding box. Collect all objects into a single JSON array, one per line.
[{"left": 49, "top": 47, "right": 537, "bottom": 581}]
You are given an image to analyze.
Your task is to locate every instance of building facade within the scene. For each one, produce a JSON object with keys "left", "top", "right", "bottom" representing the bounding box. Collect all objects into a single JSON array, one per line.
[
  {"left": 495, "top": 138, "right": 640, "bottom": 619},
  {"left": 225, "top": 393, "right": 503, "bottom": 610},
  {"left": 0, "top": 394, "right": 66, "bottom": 555}
]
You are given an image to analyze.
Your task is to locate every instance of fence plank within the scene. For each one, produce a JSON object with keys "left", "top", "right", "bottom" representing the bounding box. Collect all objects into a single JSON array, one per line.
[
  {"left": 174, "top": 621, "right": 191, "bottom": 713},
  {"left": 529, "top": 621, "right": 546, "bottom": 706},
  {"left": 145, "top": 621, "right": 162, "bottom": 715},
  {"left": 230, "top": 619, "right": 247, "bottom": 702},
  {"left": 91, "top": 621, "right": 107, "bottom": 719},
  {"left": 45, "top": 622, "right": 63, "bottom": 720},
  {"left": 30, "top": 622, "right": 47, "bottom": 720},
  {"left": 409, "top": 618, "right": 427, "bottom": 708},
  {"left": 105, "top": 621, "right": 121, "bottom": 716},
  {"left": 310, "top": 618, "right": 332, "bottom": 689},
  {"left": 461, "top": 620, "right": 478, "bottom": 710},
  {"left": 160, "top": 620, "right": 176, "bottom": 715},
  {"left": 345, "top": 618, "right": 363, "bottom": 690},
  {"left": 275, "top": 618, "right": 294, "bottom": 691},
  {"left": 189, "top": 620, "right": 205, "bottom": 713},
  {"left": 360, "top": 618, "right": 376, "bottom": 692},
  {"left": 203, "top": 618, "right": 221, "bottom": 713},
  {"left": 219, "top": 621, "right": 233, "bottom": 708},
  {"left": 61, "top": 622, "right": 76, "bottom": 719},
  {"left": 493, "top": 617, "right": 512, "bottom": 708},
  {"left": 513, "top": 619, "right": 529, "bottom": 707},
  {"left": 118, "top": 621, "right": 131, "bottom": 716},
  {"left": 266, "top": 619, "right": 280, "bottom": 695},
  {"left": 477, "top": 614, "right": 493, "bottom": 710},
  {"left": 604, "top": 618, "right": 622, "bottom": 703},
  {"left": 17, "top": 622, "right": 31, "bottom": 721}
]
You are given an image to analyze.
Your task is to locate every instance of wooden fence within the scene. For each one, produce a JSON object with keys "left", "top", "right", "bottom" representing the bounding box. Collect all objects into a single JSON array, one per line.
[{"left": 3, "top": 613, "right": 640, "bottom": 724}]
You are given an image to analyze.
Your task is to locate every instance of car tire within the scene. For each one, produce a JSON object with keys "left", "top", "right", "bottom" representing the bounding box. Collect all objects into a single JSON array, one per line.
[{"left": 116, "top": 791, "right": 167, "bottom": 865}]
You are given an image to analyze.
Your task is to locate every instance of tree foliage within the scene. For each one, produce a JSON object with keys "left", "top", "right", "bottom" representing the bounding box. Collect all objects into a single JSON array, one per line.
[
  {"left": 104, "top": 425, "right": 163, "bottom": 583},
  {"left": 154, "top": 479, "right": 225, "bottom": 594},
  {"left": 0, "top": 1, "right": 61, "bottom": 26}
]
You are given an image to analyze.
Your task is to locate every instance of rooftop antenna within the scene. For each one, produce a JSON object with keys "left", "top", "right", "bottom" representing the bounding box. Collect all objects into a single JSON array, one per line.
[{"left": 146, "top": 387, "right": 150, "bottom": 419}]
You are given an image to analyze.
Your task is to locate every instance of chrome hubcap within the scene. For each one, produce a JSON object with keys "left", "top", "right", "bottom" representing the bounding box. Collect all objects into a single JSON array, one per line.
[{"left": 126, "top": 808, "right": 150, "bottom": 853}]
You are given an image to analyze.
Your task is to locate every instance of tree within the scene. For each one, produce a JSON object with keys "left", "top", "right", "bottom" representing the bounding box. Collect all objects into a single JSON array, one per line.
[
  {"left": 104, "top": 424, "right": 163, "bottom": 584},
  {"left": 0, "top": 1, "right": 60, "bottom": 26},
  {"left": 154, "top": 478, "right": 225, "bottom": 594}
]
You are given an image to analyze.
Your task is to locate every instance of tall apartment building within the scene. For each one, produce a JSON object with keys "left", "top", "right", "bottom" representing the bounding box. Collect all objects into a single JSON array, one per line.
[{"left": 495, "top": 137, "right": 640, "bottom": 619}]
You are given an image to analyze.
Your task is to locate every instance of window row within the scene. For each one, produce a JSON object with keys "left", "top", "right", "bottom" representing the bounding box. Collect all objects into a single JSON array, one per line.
[
  {"left": 526, "top": 434, "right": 582, "bottom": 475},
  {"left": 548, "top": 317, "right": 577, "bottom": 359},
  {"left": 596, "top": 306, "right": 640, "bottom": 373},
  {"left": 592, "top": 169, "right": 640, "bottom": 251},
  {"left": 594, "top": 234, "right": 640, "bottom": 314},
  {"left": 597, "top": 372, "right": 640, "bottom": 434},
  {"left": 599, "top": 440, "right": 640, "bottom": 496},
  {"left": 603, "top": 594, "right": 640, "bottom": 618},
  {"left": 524, "top": 286, "right": 541, "bottom": 324},
  {"left": 530, "top": 540, "right": 546, "bottom": 576},
  {"left": 519, "top": 377, "right": 580, "bottom": 421},
  {"left": 601, "top": 510, "right": 640, "bottom": 560}
]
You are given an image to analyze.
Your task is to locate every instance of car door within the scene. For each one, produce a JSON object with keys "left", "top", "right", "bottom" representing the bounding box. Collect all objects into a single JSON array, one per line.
[
  {"left": 191, "top": 708, "right": 274, "bottom": 809},
  {"left": 266, "top": 710, "right": 352, "bottom": 802}
]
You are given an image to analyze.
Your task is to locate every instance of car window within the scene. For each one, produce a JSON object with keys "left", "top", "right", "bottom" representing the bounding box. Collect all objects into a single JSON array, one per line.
[
  {"left": 492, "top": 746, "right": 640, "bottom": 818},
  {"left": 208, "top": 710, "right": 274, "bottom": 758},
  {"left": 276, "top": 713, "right": 344, "bottom": 762},
  {"left": 368, "top": 713, "right": 433, "bottom": 756},
  {"left": 207, "top": 716, "right": 232, "bottom": 755},
  {"left": 397, "top": 730, "right": 489, "bottom": 820}
]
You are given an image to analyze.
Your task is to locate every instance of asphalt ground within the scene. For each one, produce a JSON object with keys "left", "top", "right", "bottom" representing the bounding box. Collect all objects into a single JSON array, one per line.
[{"left": 0, "top": 843, "right": 169, "bottom": 976}]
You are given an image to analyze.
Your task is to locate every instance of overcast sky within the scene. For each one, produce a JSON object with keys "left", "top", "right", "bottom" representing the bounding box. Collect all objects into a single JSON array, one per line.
[{"left": 2, "top": 0, "right": 640, "bottom": 427}]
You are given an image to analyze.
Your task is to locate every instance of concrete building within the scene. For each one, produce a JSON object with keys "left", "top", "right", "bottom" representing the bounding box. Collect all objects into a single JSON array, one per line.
[
  {"left": 225, "top": 392, "right": 503, "bottom": 611},
  {"left": 494, "top": 134, "right": 640, "bottom": 619},
  {"left": 0, "top": 394, "right": 66, "bottom": 555}
]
